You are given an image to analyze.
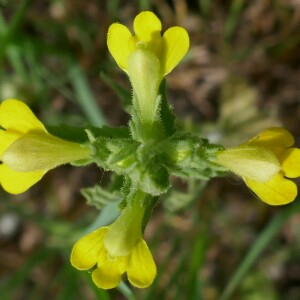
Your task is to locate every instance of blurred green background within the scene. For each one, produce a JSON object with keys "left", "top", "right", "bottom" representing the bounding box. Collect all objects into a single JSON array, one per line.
[{"left": 1, "top": 0, "right": 300, "bottom": 299}]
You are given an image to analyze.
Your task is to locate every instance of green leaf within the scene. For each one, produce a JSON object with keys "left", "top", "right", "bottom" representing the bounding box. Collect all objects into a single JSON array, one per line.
[
  {"left": 219, "top": 199, "right": 300, "bottom": 300},
  {"left": 46, "top": 124, "right": 90, "bottom": 143},
  {"left": 81, "top": 185, "right": 121, "bottom": 210},
  {"left": 90, "top": 126, "right": 131, "bottom": 139},
  {"left": 46, "top": 124, "right": 130, "bottom": 143},
  {"left": 69, "top": 62, "right": 106, "bottom": 127},
  {"left": 165, "top": 134, "right": 225, "bottom": 179}
]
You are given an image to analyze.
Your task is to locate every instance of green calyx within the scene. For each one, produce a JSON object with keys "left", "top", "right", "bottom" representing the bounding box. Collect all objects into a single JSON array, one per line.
[
  {"left": 103, "top": 191, "right": 146, "bottom": 257},
  {"left": 89, "top": 132, "right": 225, "bottom": 197},
  {"left": 128, "top": 48, "right": 162, "bottom": 125}
]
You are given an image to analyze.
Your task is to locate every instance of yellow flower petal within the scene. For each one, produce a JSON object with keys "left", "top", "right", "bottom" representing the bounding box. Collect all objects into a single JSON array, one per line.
[
  {"left": 279, "top": 148, "right": 300, "bottom": 178},
  {"left": 71, "top": 227, "right": 109, "bottom": 270},
  {"left": 161, "top": 26, "right": 189, "bottom": 74},
  {"left": 0, "top": 164, "right": 45, "bottom": 194},
  {"left": 245, "top": 173, "right": 297, "bottom": 205},
  {"left": 133, "top": 11, "right": 162, "bottom": 57},
  {"left": 97, "top": 240, "right": 129, "bottom": 273},
  {"left": 246, "top": 127, "right": 294, "bottom": 149},
  {"left": 133, "top": 11, "right": 161, "bottom": 43},
  {"left": 216, "top": 146, "right": 280, "bottom": 182},
  {"left": 2, "top": 132, "right": 90, "bottom": 172},
  {"left": 127, "top": 239, "right": 156, "bottom": 288},
  {"left": 92, "top": 255, "right": 128, "bottom": 289},
  {"left": 107, "top": 23, "right": 132, "bottom": 71},
  {"left": 0, "top": 130, "right": 21, "bottom": 158},
  {"left": 0, "top": 99, "right": 46, "bottom": 133}
]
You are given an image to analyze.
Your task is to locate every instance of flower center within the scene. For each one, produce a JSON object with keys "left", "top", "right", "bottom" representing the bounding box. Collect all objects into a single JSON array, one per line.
[{"left": 136, "top": 41, "right": 147, "bottom": 49}]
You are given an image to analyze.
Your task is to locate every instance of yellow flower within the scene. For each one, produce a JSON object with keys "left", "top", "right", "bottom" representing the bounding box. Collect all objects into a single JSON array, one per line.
[
  {"left": 215, "top": 127, "right": 300, "bottom": 205},
  {"left": 71, "top": 200, "right": 156, "bottom": 289},
  {"left": 107, "top": 11, "right": 189, "bottom": 76},
  {"left": 0, "top": 99, "right": 90, "bottom": 194},
  {"left": 107, "top": 11, "right": 189, "bottom": 124}
]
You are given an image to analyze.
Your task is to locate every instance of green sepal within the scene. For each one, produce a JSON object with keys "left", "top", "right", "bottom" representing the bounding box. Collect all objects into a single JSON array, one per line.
[
  {"left": 166, "top": 134, "right": 226, "bottom": 179},
  {"left": 120, "top": 144, "right": 170, "bottom": 196},
  {"left": 91, "top": 134, "right": 171, "bottom": 196},
  {"left": 89, "top": 131, "right": 226, "bottom": 197},
  {"left": 128, "top": 80, "right": 175, "bottom": 142},
  {"left": 90, "top": 136, "right": 139, "bottom": 171},
  {"left": 129, "top": 97, "right": 166, "bottom": 142},
  {"left": 117, "top": 176, "right": 142, "bottom": 210},
  {"left": 120, "top": 176, "right": 133, "bottom": 199},
  {"left": 128, "top": 162, "right": 170, "bottom": 196},
  {"left": 107, "top": 142, "right": 139, "bottom": 171},
  {"left": 117, "top": 181, "right": 159, "bottom": 233},
  {"left": 141, "top": 195, "right": 159, "bottom": 232},
  {"left": 158, "top": 79, "right": 176, "bottom": 137},
  {"left": 91, "top": 134, "right": 169, "bottom": 199},
  {"left": 128, "top": 141, "right": 171, "bottom": 195}
]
